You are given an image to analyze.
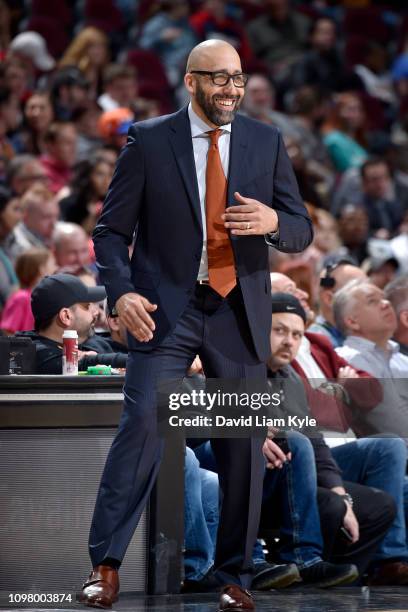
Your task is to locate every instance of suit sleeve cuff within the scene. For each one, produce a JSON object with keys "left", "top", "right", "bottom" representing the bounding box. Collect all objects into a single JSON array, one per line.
[{"left": 264, "top": 227, "right": 280, "bottom": 246}]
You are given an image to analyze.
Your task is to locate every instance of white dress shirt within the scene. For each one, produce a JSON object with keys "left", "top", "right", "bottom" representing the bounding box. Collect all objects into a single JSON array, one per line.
[
  {"left": 295, "top": 335, "right": 327, "bottom": 387},
  {"left": 188, "top": 103, "right": 231, "bottom": 281},
  {"left": 336, "top": 335, "right": 408, "bottom": 379},
  {"left": 188, "top": 103, "right": 279, "bottom": 282},
  {"left": 336, "top": 335, "right": 408, "bottom": 435}
]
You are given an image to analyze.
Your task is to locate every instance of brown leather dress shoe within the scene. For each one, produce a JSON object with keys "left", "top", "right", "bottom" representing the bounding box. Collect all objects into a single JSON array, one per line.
[
  {"left": 367, "top": 561, "right": 408, "bottom": 585},
  {"left": 78, "top": 566, "right": 119, "bottom": 609},
  {"left": 218, "top": 584, "right": 255, "bottom": 611}
]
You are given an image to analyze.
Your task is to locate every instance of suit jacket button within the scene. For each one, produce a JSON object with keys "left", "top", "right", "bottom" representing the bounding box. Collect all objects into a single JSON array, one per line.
[{"left": 281, "top": 241, "right": 287, "bottom": 247}]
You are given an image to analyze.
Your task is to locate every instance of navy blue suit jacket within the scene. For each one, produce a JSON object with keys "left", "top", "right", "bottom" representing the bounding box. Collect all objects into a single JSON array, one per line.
[{"left": 93, "top": 107, "right": 313, "bottom": 361}]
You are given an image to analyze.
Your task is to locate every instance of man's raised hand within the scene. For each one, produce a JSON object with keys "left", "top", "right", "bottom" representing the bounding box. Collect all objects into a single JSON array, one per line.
[{"left": 222, "top": 191, "right": 279, "bottom": 235}]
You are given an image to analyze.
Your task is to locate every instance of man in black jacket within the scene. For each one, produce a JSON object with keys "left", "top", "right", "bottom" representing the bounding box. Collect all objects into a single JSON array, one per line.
[
  {"left": 25, "top": 273, "right": 127, "bottom": 374},
  {"left": 260, "top": 293, "right": 396, "bottom": 584}
]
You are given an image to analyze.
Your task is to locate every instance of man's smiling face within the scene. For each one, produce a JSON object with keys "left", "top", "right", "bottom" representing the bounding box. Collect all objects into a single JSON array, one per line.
[{"left": 185, "top": 42, "right": 245, "bottom": 128}]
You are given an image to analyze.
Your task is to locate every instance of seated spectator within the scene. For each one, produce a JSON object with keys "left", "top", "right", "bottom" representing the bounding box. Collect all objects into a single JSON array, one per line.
[
  {"left": 333, "top": 158, "right": 405, "bottom": 239},
  {"left": 49, "top": 67, "right": 90, "bottom": 121},
  {"left": 283, "top": 138, "right": 327, "bottom": 209},
  {"left": 94, "top": 145, "right": 118, "bottom": 169},
  {"left": 72, "top": 104, "right": 103, "bottom": 161},
  {"left": 0, "top": 247, "right": 55, "bottom": 334},
  {"left": 240, "top": 73, "right": 299, "bottom": 137},
  {"left": 98, "top": 64, "right": 137, "bottom": 112},
  {"left": 289, "top": 86, "right": 334, "bottom": 173},
  {"left": 16, "top": 91, "right": 55, "bottom": 155},
  {"left": 139, "top": 0, "right": 197, "bottom": 88},
  {"left": 336, "top": 204, "right": 369, "bottom": 264},
  {"left": 23, "top": 273, "right": 127, "bottom": 373},
  {"left": 0, "top": 186, "right": 19, "bottom": 308},
  {"left": 97, "top": 108, "right": 134, "bottom": 152},
  {"left": 247, "top": 0, "right": 310, "bottom": 80},
  {"left": 290, "top": 17, "right": 345, "bottom": 94},
  {"left": 8, "top": 31, "right": 55, "bottom": 79},
  {"left": 360, "top": 158, "right": 404, "bottom": 238},
  {"left": 59, "top": 156, "right": 113, "bottom": 234},
  {"left": 307, "top": 207, "right": 342, "bottom": 261},
  {"left": 385, "top": 277, "right": 408, "bottom": 356},
  {"left": 40, "top": 121, "right": 77, "bottom": 194},
  {"left": 321, "top": 92, "right": 368, "bottom": 173},
  {"left": 6, "top": 154, "right": 49, "bottom": 196},
  {"left": 353, "top": 40, "right": 396, "bottom": 106},
  {"left": 270, "top": 271, "right": 315, "bottom": 323},
  {"left": 189, "top": 0, "right": 253, "bottom": 67},
  {"left": 308, "top": 258, "right": 367, "bottom": 347},
  {"left": 1, "top": 59, "right": 31, "bottom": 106},
  {"left": 11, "top": 184, "right": 58, "bottom": 258},
  {"left": 334, "top": 280, "right": 408, "bottom": 436},
  {"left": 270, "top": 272, "right": 382, "bottom": 433},
  {"left": 53, "top": 222, "right": 92, "bottom": 268},
  {"left": 59, "top": 27, "right": 110, "bottom": 100},
  {"left": 58, "top": 264, "right": 108, "bottom": 333},
  {"left": 266, "top": 293, "right": 406, "bottom": 586},
  {"left": 362, "top": 253, "right": 399, "bottom": 290},
  {"left": 331, "top": 151, "right": 408, "bottom": 218}
]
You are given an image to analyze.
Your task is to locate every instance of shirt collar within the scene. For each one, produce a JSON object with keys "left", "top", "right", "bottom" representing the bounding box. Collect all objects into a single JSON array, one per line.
[{"left": 188, "top": 102, "right": 232, "bottom": 138}]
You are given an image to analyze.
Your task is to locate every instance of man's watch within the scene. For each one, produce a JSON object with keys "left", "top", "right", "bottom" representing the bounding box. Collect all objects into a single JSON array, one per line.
[{"left": 339, "top": 493, "right": 353, "bottom": 508}]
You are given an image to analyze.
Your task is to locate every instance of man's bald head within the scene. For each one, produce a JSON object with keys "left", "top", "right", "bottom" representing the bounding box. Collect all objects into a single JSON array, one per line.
[
  {"left": 186, "top": 40, "right": 241, "bottom": 72},
  {"left": 184, "top": 39, "right": 245, "bottom": 129},
  {"left": 54, "top": 222, "right": 90, "bottom": 267}
]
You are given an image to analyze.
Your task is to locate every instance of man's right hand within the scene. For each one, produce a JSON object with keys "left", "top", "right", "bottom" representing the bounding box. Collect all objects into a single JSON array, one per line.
[
  {"left": 262, "top": 438, "right": 291, "bottom": 469},
  {"left": 343, "top": 502, "right": 360, "bottom": 544},
  {"left": 115, "top": 292, "right": 158, "bottom": 342}
]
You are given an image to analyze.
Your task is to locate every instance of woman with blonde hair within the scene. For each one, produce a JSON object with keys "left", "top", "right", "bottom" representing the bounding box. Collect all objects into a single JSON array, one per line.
[{"left": 59, "top": 27, "right": 109, "bottom": 97}]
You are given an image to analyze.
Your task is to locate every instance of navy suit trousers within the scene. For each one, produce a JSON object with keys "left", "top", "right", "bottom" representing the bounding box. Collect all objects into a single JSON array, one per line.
[{"left": 89, "top": 284, "right": 266, "bottom": 587}]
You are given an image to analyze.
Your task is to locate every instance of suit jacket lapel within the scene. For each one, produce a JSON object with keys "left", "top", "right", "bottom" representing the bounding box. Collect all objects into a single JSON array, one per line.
[
  {"left": 227, "top": 115, "right": 248, "bottom": 206},
  {"left": 169, "top": 107, "right": 202, "bottom": 231}
]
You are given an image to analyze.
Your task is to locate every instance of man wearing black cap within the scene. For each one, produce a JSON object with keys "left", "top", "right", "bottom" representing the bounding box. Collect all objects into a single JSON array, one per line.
[
  {"left": 23, "top": 273, "right": 127, "bottom": 374},
  {"left": 263, "top": 293, "right": 397, "bottom": 583}
]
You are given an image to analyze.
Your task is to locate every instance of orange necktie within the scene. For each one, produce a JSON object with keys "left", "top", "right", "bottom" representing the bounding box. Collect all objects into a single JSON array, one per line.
[{"left": 205, "top": 129, "right": 237, "bottom": 297}]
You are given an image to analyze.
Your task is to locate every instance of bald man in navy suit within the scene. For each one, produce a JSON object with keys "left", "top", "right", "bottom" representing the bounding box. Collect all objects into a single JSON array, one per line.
[{"left": 79, "top": 40, "right": 312, "bottom": 611}]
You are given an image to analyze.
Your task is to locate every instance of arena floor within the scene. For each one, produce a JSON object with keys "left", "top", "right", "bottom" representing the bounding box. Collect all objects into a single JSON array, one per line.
[{"left": 1, "top": 587, "right": 407, "bottom": 612}]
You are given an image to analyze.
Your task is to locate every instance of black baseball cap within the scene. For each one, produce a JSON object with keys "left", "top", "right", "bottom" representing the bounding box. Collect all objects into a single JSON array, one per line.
[
  {"left": 271, "top": 292, "right": 306, "bottom": 323},
  {"left": 31, "top": 273, "right": 106, "bottom": 320}
]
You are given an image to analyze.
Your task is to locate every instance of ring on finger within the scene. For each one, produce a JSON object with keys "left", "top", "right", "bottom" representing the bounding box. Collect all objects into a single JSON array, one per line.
[{"left": 246, "top": 222, "right": 251, "bottom": 230}]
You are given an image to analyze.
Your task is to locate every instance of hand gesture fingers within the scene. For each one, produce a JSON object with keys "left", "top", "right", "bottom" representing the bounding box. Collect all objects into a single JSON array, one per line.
[
  {"left": 222, "top": 191, "right": 278, "bottom": 235},
  {"left": 115, "top": 292, "right": 158, "bottom": 342}
]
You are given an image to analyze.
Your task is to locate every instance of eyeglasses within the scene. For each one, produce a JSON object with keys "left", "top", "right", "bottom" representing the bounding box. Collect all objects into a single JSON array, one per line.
[{"left": 190, "top": 70, "right": 248, "bottom": 88}]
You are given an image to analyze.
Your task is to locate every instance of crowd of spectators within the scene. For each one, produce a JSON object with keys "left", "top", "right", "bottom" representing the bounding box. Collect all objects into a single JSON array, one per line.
[
  {"left": 2, "top": 0, "right": 408, "bottom": 594},
  {"left": 0, "top": 0, "right": 407, "bottom": 329}
]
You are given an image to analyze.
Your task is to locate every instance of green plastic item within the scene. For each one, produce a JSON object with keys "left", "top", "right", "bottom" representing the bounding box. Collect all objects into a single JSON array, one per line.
[{"left": 87, "top": 365, "right": 112, "bottom": 376}]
